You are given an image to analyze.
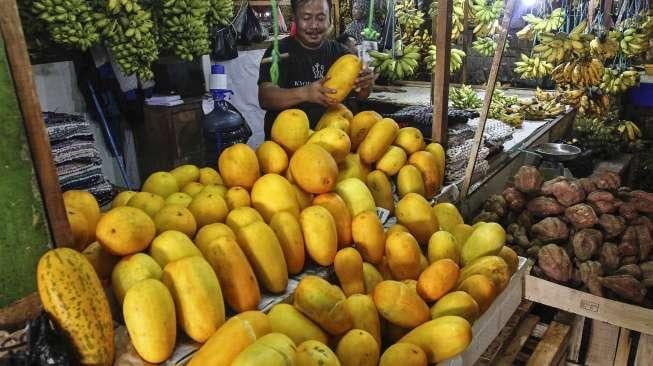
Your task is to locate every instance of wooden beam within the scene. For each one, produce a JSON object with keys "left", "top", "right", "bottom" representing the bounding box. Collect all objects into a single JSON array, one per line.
[
  {"left": 635, "top": 333, "right": 653, "bottom": 366},
  {"left": 613, "top": 328, "right": 632, "bottom": 366},
  {"left": 496, "top": 315, "right": 540, "bottom": 366},
  {"left": 0, "top": 0, "right": 73, "bottom": 248},
  {"left": 585, "top": 320, "right": 620, "bottom": 366},
  {"left": 333, "top": 0, "right": 340, "bottom": 36},
  {"left": 431, "top": 0, "right": 453, "bottom": 143},
  {"left": 526, "top": 321, "right": 571, "bottom": 366},
  {"left": 460, "top": 0, "right": 515, "bottom": 198}
]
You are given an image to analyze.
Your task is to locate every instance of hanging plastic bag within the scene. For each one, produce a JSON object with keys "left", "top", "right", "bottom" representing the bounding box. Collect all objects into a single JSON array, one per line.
[
  {"left": 211, "top": 25, "right": 239, "bottom": 61},
  {"left": 238, "top": 6, "right": 268, "bottom": 45}
]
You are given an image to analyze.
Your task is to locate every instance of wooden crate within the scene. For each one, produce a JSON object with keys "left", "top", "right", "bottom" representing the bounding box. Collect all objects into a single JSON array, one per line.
[
  {"left": 524, "top": 275, "right": 653, "bottom": 335},
  {"left": 440, "top": 256, "right": 530, "bottom": 366}
]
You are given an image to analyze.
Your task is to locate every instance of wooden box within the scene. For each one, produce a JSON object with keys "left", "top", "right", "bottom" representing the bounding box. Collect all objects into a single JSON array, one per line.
[
  {"left": 524, "top": 274, "right": 653, "bottom": 335},
  {"left": 134, "top": 99, "right": 205, "bottom": 180}
]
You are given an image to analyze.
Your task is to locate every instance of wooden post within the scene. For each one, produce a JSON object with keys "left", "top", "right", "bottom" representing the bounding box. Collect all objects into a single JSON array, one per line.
[
  {"left": 334, "top": 0, "right": 340, "bottom": 36},
  {"left": 460, "top": 0, "right": 515, "bottom": 198},
  {"left": 431, "top": 0, "right": 453, "bottom": 143},
  {"left": 588, "top": 0, "right": 597, "bottom": 26},
  {"left": 0, "top": 0, "right": 73, "bottom": 248}
]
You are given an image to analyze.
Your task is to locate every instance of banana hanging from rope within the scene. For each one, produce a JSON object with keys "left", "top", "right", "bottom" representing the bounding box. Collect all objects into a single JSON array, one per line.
[
  {"left": 470, "top": 0, "right": 504, "bottom": 36},
  {"left": 600, "top": 68, "right": 640, "bottom": 94},
  {"left": 617, "top": 121, "right": 642, "bottom": 143},
  {"left": 208, "top": 0, "right": 234, "bottom": 27},
  {"left": 472, "top": 37, "right": 497, "bottom": 57},
  {"left": 369, "top": 45, "right": 421, "bottom": 81},
  {"left": 425, "top": 45, "right": 466, "bottom": 73},
  {"left": 517, "top": 7, "right": 565, "bottom": 40},
  {"left": 395, "top": 0, "right": 425, "bottom": 34},
  {"left": 557, "top": 87, "right": 609, "bottom": 117},
  {"left": 551, "top": 58, "right": 604, "bottom": 87},
  {"left": 159, "top": 0, "right": 211, "bottom": 61},
  {"left": 429, "top": 0, "right": 465, "bottom": 41},
  {"left": 30, "top": 0, "right": 99, "bottom": 50},
  {"left": 589, "top": 31, "right": 620, "bottom": 60},
  {"left": 514, "top": 54, "right": 553, "bottom": 79}
]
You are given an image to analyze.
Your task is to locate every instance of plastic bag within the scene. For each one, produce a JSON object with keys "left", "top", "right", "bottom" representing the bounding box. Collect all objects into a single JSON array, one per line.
[
  {"left": 5, "top": 313, "right": 75, "bottom": 366},
  {"left": 238, "top": 6, "right": 267, "bottom": 45},
  {"left": 211, "top": 25, "right": 238, "bottom": 61}
]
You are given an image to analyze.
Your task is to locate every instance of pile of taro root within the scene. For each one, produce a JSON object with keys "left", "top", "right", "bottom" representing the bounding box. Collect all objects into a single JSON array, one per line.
[{"left": 475, "top": 165, "right": 653, "bottom": 306}]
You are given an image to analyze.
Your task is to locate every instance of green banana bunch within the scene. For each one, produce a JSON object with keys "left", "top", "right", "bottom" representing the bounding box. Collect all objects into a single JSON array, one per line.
[
  {"left": 600, "top": 68, "right": 640, "bottom": 94},
  {"left": 30, "top": 0, "right": 100, "bottom": 50},
  {"left": 472, "top": 37, "right": 497, "bottom": 57},
  {"left": 425, "top": 45, "right": 465, "bottom": 73},
  {"left": 489, "top": 89, "right": 523, "bottom": 127},
  {"left": 618, "top": 26, "right": 649, "bottom": 58},
  {"left": 514, "top": 54, "right": 553, "bottom": 79},
  {"left": 617, "top": 120, "right": 642, "bottom": 143},
  {"left": 369, "top": 46, "right": 421, "bottom": 81},
  {"left": 518, "top": 97, "right": 565, "bottom": 120},
  {"left": 429, "top": 0, "right": 464, "bottom": 41},
  {"left": 208, "top": 0, "right": 234, "bottom": 27},
  {"left": 395, "top": 0, "right": 424, "bottom": 34},
  {"left": 522, "top": 7, "right": 565, "bottom": 35},
  {"left": 449, "top": 84, "right": 482, "bottom": 109},
  {"left": 94, "top": 0, "right": 158, "bottom": 80},
  {"left": 471, "top": 0, "right": 503, "bottom": 36},
  {"left": 362, "top": 27, "right": 380, "bottom": 41},
  {"left": 159, "top": 0, "right": 211, "bottom": 61}
]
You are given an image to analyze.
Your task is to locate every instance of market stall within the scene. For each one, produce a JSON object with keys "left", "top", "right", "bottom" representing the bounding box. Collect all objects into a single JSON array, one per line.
[{"left": 2, "top": 0, "right": 653, "bottom": 364}]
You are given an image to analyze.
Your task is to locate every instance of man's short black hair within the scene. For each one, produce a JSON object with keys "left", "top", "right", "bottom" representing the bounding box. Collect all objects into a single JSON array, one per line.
[{"left": 291, "top": 0, "right": 333, "bottom": 14}]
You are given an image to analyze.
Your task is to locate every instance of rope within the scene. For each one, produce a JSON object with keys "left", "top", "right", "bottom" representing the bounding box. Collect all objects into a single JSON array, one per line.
[
  {"left": 269, "top": 0, "right": 281, "bottom": 85},
  {"left": 367, "top": 0, "right": 375, "bottom": 29}
]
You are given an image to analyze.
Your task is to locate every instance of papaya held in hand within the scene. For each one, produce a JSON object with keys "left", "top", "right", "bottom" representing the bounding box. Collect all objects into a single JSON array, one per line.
[{"left": 323, "top": 54, "right": 363, "bottom": 102}]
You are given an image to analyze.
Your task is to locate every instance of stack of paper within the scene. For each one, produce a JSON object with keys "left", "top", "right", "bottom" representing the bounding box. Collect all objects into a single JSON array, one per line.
[{"left": 145, "top": 95, "right": 183, "bottom": 106}]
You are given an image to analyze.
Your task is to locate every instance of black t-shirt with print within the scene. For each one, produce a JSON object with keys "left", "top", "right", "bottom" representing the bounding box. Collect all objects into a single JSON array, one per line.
[{"left": 258, "top": 37, "right": 350, "bottom": 138}]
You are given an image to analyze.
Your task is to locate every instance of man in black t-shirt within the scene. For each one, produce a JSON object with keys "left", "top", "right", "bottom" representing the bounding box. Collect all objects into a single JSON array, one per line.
[{"left": 258, "top": 0, "right": 375, "bottom": 139}]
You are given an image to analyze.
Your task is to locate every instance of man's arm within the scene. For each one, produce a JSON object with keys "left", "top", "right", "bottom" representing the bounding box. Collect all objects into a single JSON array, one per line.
[{"left": 259, "top": 78, "right": 338, "bottom": 111}]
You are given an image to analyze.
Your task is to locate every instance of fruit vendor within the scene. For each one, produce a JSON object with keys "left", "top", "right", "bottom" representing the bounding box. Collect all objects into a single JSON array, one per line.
[{"left": 258, "top": 0, "right": 375, "bottom": 139}]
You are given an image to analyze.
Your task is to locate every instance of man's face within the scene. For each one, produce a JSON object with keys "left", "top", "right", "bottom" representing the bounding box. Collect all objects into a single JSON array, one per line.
[
  {"left": 352, "top": 1, "right": 363, "bottom": 20},
  {"left": 295, "top": 0, "right": 330, "bottom": 49}
]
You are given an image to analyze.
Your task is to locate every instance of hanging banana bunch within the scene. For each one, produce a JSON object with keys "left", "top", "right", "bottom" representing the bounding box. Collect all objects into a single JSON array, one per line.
[
  {"left": 557, "top": 87, "right": 609, "bottom": 116},
  {"left": 600, "top": 68, "right": 640, "bottom": 94},
  {"left": 94, "top": 0, "right": 158, "bottom": 80},
  {"left": 532, "top": 21, "right": 591, "bottom": 65},
  {"left": 517, "top": 7, "right": 565, "bottom": 40},
  {"left": 208, "top": 0, "right": 234, "bottom": 27},
  {"left": 472, "top": 37, "right": 497, "bottom": 57},
  {"left": 395, "top": 0, "right": 424, "bottom": 34},
  {"left": 470, "top": 0, "right": 504, "bottom": 36},
  {"left": 551, "top": 58, "right": 604, "bottom": 87},
  {"left": 159, "top": 0, "right": 211, "bottom": 61},
  {"left": 617, "top": 26, "right": 649, "bottom": 58},
  {"left": 449, "top": 84, "right": 482, "bottom": 109},
  {"left": 369, "top": 46, "right": 421, "bottom": 81},
  {"left": 429, "top": 0, "right": 465, "bottom": 41},
  {"left": 589, "top": 31, "right": 620, "bottom": 60},
  {"left": 402, "top": 29, "right": 431, "bottom": 52},
  {"left": 425, "top": 45, "right": 466, "bottom": 73},
  {"left": 514, "top": 54, "right": 553, "bottom": 79},
  {"left": 616, "top": 121, "right": 642, "bottom": 143},
  {"left": 30, "top": 0, "right": 100, "bottom": 50}
]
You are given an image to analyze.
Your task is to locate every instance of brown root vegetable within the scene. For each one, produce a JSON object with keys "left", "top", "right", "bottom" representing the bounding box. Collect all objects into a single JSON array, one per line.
[
  {"left": 635, "top": 225, "right": 653, "bottom": 261},
  {"left": 527, "top": 197, "right": 565, "bottom": 218},
  {"left": 598, "top": 275, "right": 647, "bottom": 304},
  {"left": 616, "top": 264, "right": 643, "bottom": 279},
  {"left": 517, "top": 211, "right": 534, "bottom": 230},
  {"left": 514, "top": 166, "right": 543, "bottom": 194},
  {"left": 587, "top": 190, "right": 617, "bottom": 214},
  {"left": 621, "top": 256, "right": 639, "bottom": 265},
  {"left": 619, "top": 202, "right": 639, "bottom": 221},
  {"left": 591, "top": 171, "right": 621, "bottom": 191},
  {"left": 483, "top": 194, "right": 507, "bottom": 217},
  {"left": 538, "top": 244, "right": 573, "bottom": 283},
  {"left": 514, "top": 226, "right": 531, "bottom": 248},
  {"left": 599, "top": 242, "right": 620, "bottom": 273},
  {"left": 599, "top": 214, "right": 626, "bottom": 239},
  {"left": 632, "top": 216, "right": 653, "bottom": 234},
  {"left": 503, "top": 187, "right": 526, "bottom": 211},
  {"left": 473, "top": 210, "right": 501, "bottom": 224},
  {"left": 629, "top": 191, "right": 653, "bottom": 214},
  {"left": 571, "top": 229, "right": 603, "bottom": 261},
  {"left": 531, "top": 217, "right": 570, "bottom": 242},
  {"left": 541, "top": 177, "right": 586, "bottom": 207},
  {"left": 579, "top": 261, "right": 603, "bottom": 283},
  {"left": 565, "top": 204, "right": 598, "bottom": 229},
  {"left": 578, "top": 178, "right": 598, "bottom": 194}
]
